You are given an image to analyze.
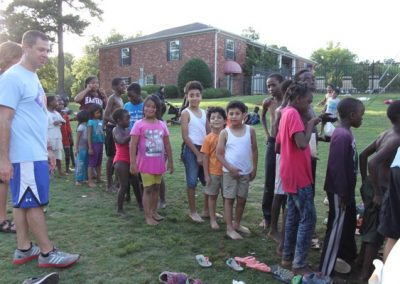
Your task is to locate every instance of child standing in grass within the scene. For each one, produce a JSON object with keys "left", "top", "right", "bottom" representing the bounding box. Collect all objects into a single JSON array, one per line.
[
  {"left": 276, "top": 82, "right": 320, "bottom": 273},
  {"left": 130, "top": 95, "right": 173, "bottom": 226},
  {"left": 217, "top": 100, "right": 258, "bottom": 240},
  {"left": 47, "top": 95, "right": 65, "bottom": 176},
  {"left": 58, "top": 97, "right": 73, "bottom": 175},
  {"left": 74, "top": 110, "right": 89, "bottom": 186},
  {"left": 358, "top": 100, "right": 400, "bottom": 281},
  {"left": 113, "top": 108, "right": 143, "bottom": 216},
  {"left": 87, "top": 104, "right": 105, "bottom": 188},
  {"left": 201, "top": 107, "right": 227, "bottom": 230},
  {"left": 180, "top": 81, "right": 210, "bottom": 223},
  {"left": 319, "top": 98, "right": 365, "bottom": 276}
]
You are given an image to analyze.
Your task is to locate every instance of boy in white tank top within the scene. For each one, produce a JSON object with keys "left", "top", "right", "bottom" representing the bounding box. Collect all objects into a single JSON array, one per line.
[
  {"left": 217, "top": 101, "right": 258, "bottom": 240},
  {"left": 180, "top": 81, "right": 210, "bottom": 222}
]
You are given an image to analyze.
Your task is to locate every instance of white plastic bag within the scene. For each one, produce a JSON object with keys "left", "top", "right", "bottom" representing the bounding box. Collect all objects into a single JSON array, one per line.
[{"left": 324, "top": 122, "right": 335, "bottom": 137}]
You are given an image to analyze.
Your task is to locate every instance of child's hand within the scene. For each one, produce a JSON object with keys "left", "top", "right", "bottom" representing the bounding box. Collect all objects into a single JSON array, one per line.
[
  {"left": 53, "top": 121, "right": 61, "bottom": 126},
  {"left": 196, "top": 153, "right": 203, "bottom": 165},
  {"left": 130, "top": 164, "right": 138, "bottom": 175},
  {"left": 229, "top": 167, "right": 240, "bottom": 179},
  {"left": 88, "top": 148, "right": 94, "bottom": 155},
  {"left": 308, "top": 117, "right": 321, "bottom": 127},
  {"left": 205, "top": 174, "right": 211, "bottom": 186},
  {"left": 250, "top": 169, "right": 257, "bottom": 181},
  {"left": 168, "top": 163, "right": 174, "bottom": 174}
]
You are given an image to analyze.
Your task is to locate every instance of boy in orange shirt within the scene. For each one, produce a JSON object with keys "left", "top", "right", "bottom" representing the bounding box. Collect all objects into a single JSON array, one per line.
[{"left": 201, "top": 107, "right": 226, "bottom": 229}]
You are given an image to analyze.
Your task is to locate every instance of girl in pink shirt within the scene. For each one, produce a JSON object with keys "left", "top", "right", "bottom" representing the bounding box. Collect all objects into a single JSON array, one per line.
[{"left": 129, "top": 95, "right": 173, "bottom": 225}]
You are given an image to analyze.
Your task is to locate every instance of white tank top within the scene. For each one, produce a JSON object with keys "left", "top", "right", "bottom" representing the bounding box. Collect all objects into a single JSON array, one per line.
[
  {"left": 187, "top": 108, "right": 206, "bottom": 146},
  {"left": 223, "top": 125, "right": 253, "bottom": 175}
]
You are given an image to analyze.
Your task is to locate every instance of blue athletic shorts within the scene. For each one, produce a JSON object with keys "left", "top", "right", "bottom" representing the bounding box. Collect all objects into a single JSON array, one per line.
[{"left": 10, "top": 161, "right": 50, "bottom": 208}]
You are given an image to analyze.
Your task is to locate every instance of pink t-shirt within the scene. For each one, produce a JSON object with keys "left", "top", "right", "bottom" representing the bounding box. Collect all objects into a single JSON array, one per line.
[
  {"left": 130, "top": 119, "right": 169, "bottom": 175},
  {"left": 276, "top": 106, "right": 313, "bottom": 194}
]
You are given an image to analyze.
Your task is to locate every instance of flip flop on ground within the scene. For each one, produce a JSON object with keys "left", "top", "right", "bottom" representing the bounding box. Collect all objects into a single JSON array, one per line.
[{"left": 195, "top": 254, "right": 212, "bottom": 268}]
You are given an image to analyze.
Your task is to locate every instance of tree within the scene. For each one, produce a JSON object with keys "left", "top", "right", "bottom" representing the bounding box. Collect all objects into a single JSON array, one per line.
[
  {"left": 0, "top": 0, "right": 103, "bottom": 96},
  {"left": 177, "top": 58, "right": 213, "bottom": 94},
  {"left": 243, "top": 46, "right": 278, "bottom": 76},
  {"left": 241, "top": 27, "right": 259, "bottom": 41}
]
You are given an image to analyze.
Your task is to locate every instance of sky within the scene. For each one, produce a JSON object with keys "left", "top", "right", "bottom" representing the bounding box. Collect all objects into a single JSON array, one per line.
[{"left": 2, "top": 0, "right": 400, "bottom": 61}]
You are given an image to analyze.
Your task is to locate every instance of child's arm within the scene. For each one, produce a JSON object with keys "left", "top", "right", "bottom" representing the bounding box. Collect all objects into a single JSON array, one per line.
[
  {"left": 180, "top": 110, "right": 202, "bottom": 164},
  {"left": 87, "top": 125, "right": 93, "bottom": 155},
  {"left": 202, "top": 153, "right": 211, "bottom": 186},
  {"left": 216, "top": 129, "right": 240, "bottom": 178},
  {"left": 261, "top": 98, "right": 272, "bottom": 139},
  {"left": 103, "top": 97, "right": 115, "bottom": 125},
  {"left": 250, "top": 127, "right": 258, "bottom": 181},
  {"left": 129, "top": 135, "right": 139, "bottom": 175},
  {"left": 294, "top": 117, "right": 320, "bottom": 149},
  {"left": 359, "top": 140, "right": 377, "bottom": 182},
  {"left": 163, "top": 135, "right": 174, "bottom": 174},
  {"left": 205, "top": 117, "right": 211, "bottom": 135},
  {"left": 368, "top": 138, "right": 400, "bottom": 206}
]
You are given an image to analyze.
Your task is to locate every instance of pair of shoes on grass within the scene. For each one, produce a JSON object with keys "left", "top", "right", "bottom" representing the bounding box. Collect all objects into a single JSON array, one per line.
[
  {"left": 13, "top": 245, "right": 80, "bottom": 268},
  {"left": 234, "top": 256, "right": 270, "bottom": 273},
  {"left": 159, "top": 271, "right": 202, "bottom": 284}
]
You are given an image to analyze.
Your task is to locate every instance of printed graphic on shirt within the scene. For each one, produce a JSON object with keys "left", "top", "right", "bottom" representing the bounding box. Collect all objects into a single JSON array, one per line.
[
  {"left": 35, "top": 83, "right": 46, "bottom": 110},
  {"left": 85, "top": 96, "right": 103, "bottom": 106},
  {"left": 145, "top": 129, "right": 163, "bottom": 157},
  {"left": 95, "top": 121, "right": 103, "bottom": 137}
]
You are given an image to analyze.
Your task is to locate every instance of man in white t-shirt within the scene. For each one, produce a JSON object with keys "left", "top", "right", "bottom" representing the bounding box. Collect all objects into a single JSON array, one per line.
[{"left": 0, "top": 30, "right": 79, "bottom": 268}]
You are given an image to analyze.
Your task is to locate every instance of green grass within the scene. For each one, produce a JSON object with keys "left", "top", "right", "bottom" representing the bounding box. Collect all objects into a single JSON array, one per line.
[{"left": 1, "top": 93, "right": 398, "bottom": 283}]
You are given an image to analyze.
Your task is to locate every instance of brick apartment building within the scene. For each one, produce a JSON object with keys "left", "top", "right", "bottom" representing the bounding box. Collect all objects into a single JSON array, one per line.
[{"left": 99, "top": 23, "right": 314, "bottom": 95}]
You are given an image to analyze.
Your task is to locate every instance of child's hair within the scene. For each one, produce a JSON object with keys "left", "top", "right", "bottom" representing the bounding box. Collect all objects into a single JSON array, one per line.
[
  {"left": 76, "top": 110, "right": 89, "bottom": 125},
  {"left": 206, "top": 106, "right": 227, "bottom": 121},
  {"left": 267, "top": 73, "right": 284, "bottom": 83},
  {"left": 280, "top": 79, "right": 293, "bottom": 108},
  {"left": 111, "top": 77, "right": 123, "bottom": 88},
  {"left": 112, "top": 108, "right": 129, "bottom": 124},
  {"left": 0, "top": 41, "right": 22, "bottom": 70},
  {"left": 144, "top": 94, "right": 162, "bottom": 119},
  {"left": 294, "top": 69, "right": 311, "bottom": 82},
  {"left": 387, "top": 100, "right": 400, "bottom": 124},
  {"left": 337, "top": 97, "right": 363, "bottom": 120},
  {"left": 127, "top": 82, "right": 141, "bottom": 95},
  {"left": 184, "top": 81, "right": 203, "bottom": 94},
  {"left": 254, "top": 106, "right": 260, "bottom": 113},
  {"left": 87, "top": 103, "right": 103, "bottom": 119},
  {"left": 84, "top": 76, "right": 98, "bottom": 88},
  {"left": 327, "top": 83, "right": 335, "bottom": 89},
  {"left": 47, "top": 95, "right": 56, "bottom": 107},
  {"left": 226, "top": 100, "right": 247, "bottom": 114},
  {"left": 158, "top": 86, "right": 164, "bottom": 93},
  {"left": 334, "top": 86, "right": 340, "bottom": 95},
  {"left": 284, "top": 82, "right": 310, "bottom": 102}
]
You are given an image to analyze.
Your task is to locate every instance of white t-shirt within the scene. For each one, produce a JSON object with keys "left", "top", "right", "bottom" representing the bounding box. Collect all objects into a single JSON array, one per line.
[{"left": 0, "top": 64, "right": 48, "bottom": 163}]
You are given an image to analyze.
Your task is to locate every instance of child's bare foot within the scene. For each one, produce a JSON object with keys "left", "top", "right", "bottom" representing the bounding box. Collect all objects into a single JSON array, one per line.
[
  {"left": 268, "top": 230, "right": 281, "bottom": 243},
  {"left": 210, "top": 220, "right": 220, "bottom": 230},
  {"left": 281, "top": 259, "right": 292, "bottom": 269},
  {"left": 200, "top": 211, "right": 210, "bottom": 218},
  {"left": 117, "top": 210, "right": 127, "bottom": 218},
  {"left": 226, "top": 229, "right": 243, "bottom": 240},
  {"left": 234, "top": 224, "right": 251, "bottom": 234},
  {"left": 189, "top": 213, "right": 204, "bottom": 223},
  {"left": 145, "top": 217, "right": 159, "bottom": 226},
  {"left": 153, "top": 212, "right": 164, "bottom": 221},
  {"left": 88, "top": 182, "right": 96, "bottom": 188},
  {"left": 259, "top": 219, "right": 270, "bottom": 230},
  {"left": 75, "top": 181, "right": 82, "bottom": 186}
]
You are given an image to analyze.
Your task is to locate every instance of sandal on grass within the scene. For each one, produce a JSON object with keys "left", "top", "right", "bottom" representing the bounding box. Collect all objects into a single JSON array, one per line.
[
  {"left": 195, "top": 254, "right": 212, "bottom": 268},
  {"left": 234, "top": 256, "right": 256, "bottom": 265},
  {"left": 0, "top": 219, "right": 16, "bottom": 233},
  {"left": 226, "top": 258, "right": 244, "bottom": 272},
  {"left": 159, "top": 271, "right": 188, "bottom": 284},
  {"left": 245, "top": 260, "right": 271, "bottom": 273}
]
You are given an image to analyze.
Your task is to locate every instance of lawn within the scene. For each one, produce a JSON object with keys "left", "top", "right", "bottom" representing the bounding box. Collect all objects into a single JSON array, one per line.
[{"left": 0, "top": 92, "right": 397, "bottom": 284}]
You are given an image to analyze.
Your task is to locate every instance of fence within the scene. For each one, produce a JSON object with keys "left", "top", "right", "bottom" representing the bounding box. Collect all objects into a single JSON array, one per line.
[{"left": 251, "top": 62, "right": 400, "bottom": 94}]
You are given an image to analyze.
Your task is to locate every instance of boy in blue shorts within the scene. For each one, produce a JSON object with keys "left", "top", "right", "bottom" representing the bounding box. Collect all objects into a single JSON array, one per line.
[{"left": 217, "top": 101, "right": 258, "bottom": 240}]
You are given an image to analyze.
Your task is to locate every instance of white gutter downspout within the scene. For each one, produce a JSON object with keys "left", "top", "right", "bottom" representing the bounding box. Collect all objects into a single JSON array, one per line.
[{"left": 214, "top": 30, "right": 219, "bottom": 88}]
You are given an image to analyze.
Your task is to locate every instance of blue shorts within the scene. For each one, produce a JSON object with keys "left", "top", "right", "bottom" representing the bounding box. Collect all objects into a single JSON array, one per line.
[
  {"left": 182, "top": 145, "right": 205, "bottom": 188},
  {"left": 10, "top": 161, "right": 49, "bottom": 208}
]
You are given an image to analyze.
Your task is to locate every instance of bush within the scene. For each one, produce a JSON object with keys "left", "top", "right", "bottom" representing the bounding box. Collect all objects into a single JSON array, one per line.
[
  {"left": 164, "top": 85, "right": 180, "bottom": 98},
  {"left": 202, "top": 88, "right": 231, "bottom": 99},
  {"left": 177, "top": 58, "right": 213, "bottom": 94},
  {"left": 142, "top": 84, "right": 161, "bottom": 95}
]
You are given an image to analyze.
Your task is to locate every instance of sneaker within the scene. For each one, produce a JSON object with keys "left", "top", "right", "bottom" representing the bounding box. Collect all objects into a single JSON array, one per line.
[
  {"left": 38, "top": 248, "right": 80, "bottom": 268},
  {"left": 13, "top": 244, "right": 41, "bottom": 264},
  {"left": 22, "top": 272, "right": 59, "bottom": 284}
]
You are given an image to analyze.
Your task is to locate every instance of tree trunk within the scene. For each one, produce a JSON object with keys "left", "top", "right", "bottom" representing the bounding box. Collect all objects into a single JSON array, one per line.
[{"left": 56, "top": 0, "right": 65, "bottom": 96}]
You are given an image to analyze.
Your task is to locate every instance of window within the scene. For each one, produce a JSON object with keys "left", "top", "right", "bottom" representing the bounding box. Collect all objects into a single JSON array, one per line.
[
  {"left": 225, "top": 39, "right": 235, "bottom": 60},
  {"left": 120, "top": 47, "right": 131, "bottom": 66},
  {"left": 121, "top": 77, "right": 131, "bottom": 85},
  {"left": 167, "top": 40, "right": 180, "bottom": 61}
]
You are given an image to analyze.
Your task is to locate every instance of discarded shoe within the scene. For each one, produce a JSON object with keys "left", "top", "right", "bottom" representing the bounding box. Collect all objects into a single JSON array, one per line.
[
  {"left": 245, "top": 260, "right": 271, "bottom": 273},
  {"left": 195, "top": 254, "right": 212, "bottom": 268},
  {"left": 159, "top": 271, "right": 188, "bottom": 284},
  {"left": 234, "top": 256, "right": 256, "bottom": 265},
  {"left": 226, "top": 258, "right": 244, "bottom": 272}
]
